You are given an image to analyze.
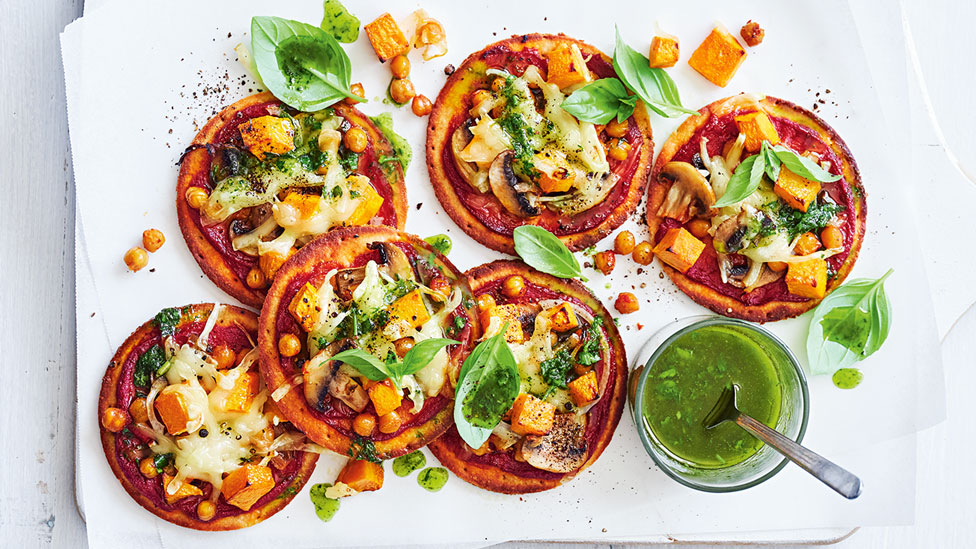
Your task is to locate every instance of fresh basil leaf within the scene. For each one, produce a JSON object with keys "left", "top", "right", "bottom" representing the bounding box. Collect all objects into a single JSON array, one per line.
[
  {"left": 714, "top": 153, "right": 765, "bottom": 208},
  {"left": 612, "top": 27, "right": 698, "bottom": 118},
  {"left": 513, "top": 226, "right": 584, "bottom": 280},
  {"left": 561, "top": 78, "right": 635, "bottom": 125},
  {"left": 329, "top": 349, "right": 389, "bottom": 381},
  {"left": 398, "top": 338, "right": 459, "bottom": 377},
  {"left": 453, "top": 327, "right": 520, "bottom": 448},
  {"left": 772, "top": 145, "right": 842, "bottom": 183},
  {"left": 251, "top": 16, "right": 361, "bottom": 112},
  {"left": 320, "top": 0, "right": 360, "bottom": 43},
  {"left": 154, "top": 308, "right": 181, "bottom": 338},
  {"left": 134, "top": 345, "right": 165, "bottom": 387},
  {"left": 806, "top": 269, "right": 893, "bottom": 376},
  {"left": 761, "top": 141, "right": 781, "bottom": 182}
]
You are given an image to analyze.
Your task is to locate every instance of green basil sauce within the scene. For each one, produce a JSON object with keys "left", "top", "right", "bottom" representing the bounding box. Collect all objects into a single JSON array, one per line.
[
  {"left": 392, "top": 451, "right": 427, "bottom": 477},
  {"left": 423, "top": 234, "right": 452, "bottom": 255},
  {"left": 309, "top": 483, "right": 341, "bottom": 521},
  {"left": 641, "top": 325, "right": 783, "bottom": 468},
  {"left": 368, "top": 112, "right": 411, "bottom": 173},
  {"left": 832, "top": 367, "right": 863, "bottom": 389},
  {"left": 320, "top": 0, "right": 360, "bottom": 43},
  {"left": 417, "top": 467, "right": 449, "bottom": 492}
]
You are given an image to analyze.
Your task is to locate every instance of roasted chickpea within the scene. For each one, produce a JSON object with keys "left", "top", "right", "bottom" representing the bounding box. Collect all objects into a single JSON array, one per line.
[
  {"left": 472, "top": 89, "right": 492, "bottom": 106},
  {"left": 632, "top": 241, "right": 654, "bottom": 265},
  {"left": 614, "top": 292, "right": 640, "bottom": 314},
  {"left": 594, "top": 251, "right": 616, "bottom": 275},
  {"left": 124, "top": 247, "right": 148, "bottom": 272},
  {"left": 278, "top": 334, "right": 301, "bottom": 358},
  {"left": 139, "top": 457, "right": 158, "bottom": 478},
  {"left": 390, "top": 78, "right": 416, "bottom": 105},
  {"left": 142, "top": 229, "right": 165, "bottom": 253},
  {"left": 343, "top": 127, "right": 368, "bottom": 154},
  {"left": 185, "top": 186, "right": 209, "bottom": 209},
  {"left": 344, "top": 82, "right": 366, "bottom": 105},
  {"left": 476, "top": 294, "right": 496, "bottom": 312},
  {"left": 605, "top": 119, "right": 629, "bottom": 138},
  {"left": 821, "top": 225, "right": 844, "bottom": 249},
  {"left": 394, "top": 337, "right": 415, "bottom": 358},
  {"left": 211, "top": 345, "right": 236, "bottom": 369},
  {"left": 502, "top": 275, "right": 526, "bottom": 298},
  {"left": 686, "top": 219, "right": 711, "bottom": 239},
  {"left": 491, "top": 76, "right": 506, "bottom": 92},
  {"left": 794, "top": 232, "right": 822, "bottom": 256},
  {"left": 411, "top": 94, "right": 433, "bottom": 117},
  {"left": 614, "top": 231, "right": 636, "bottom": 255},
  {"left": 245, "top": 268, "right": 266, "bottom": 289},
  {"left": 197, "top": 501, "right": 216, "bottom": 521},
  {"left": 353, "top": 413, "right": 377, "bottom": 437},
  {"left": 767, "top": 261, "right": 788, "bottom": 272},
  {"left": 128, "top": 397, "right": 149, "bottom": 424},
  {"left": 608, "top": 138, "right": 631, "bottom": 162},
  {"left": 378, "top": 410, "right": 402, "bottom": 434},
  {"left": 390, "top": 55, "right": 410, "bottom": 79},
  {"left": 101, "top": 407, "right": 127, "bottom": 433}
]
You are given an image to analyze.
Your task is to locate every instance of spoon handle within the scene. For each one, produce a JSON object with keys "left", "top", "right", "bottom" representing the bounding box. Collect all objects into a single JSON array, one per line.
[{"left": 735, "top": 413, "right": 862, "bottom": 499}]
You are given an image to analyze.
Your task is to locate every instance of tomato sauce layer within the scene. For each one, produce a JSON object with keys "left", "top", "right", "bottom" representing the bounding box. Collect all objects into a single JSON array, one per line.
[
  {"left": 656, "top": 112, "right": 857, "bottom": 306},
  {"left": 441, "top": 46, "right": 643, "bottom": 237}
]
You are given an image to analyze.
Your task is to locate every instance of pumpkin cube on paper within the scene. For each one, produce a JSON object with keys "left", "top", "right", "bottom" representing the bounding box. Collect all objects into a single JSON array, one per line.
[
  {"left": 220, "top": 464, "right": 275, "bottom": 511},
  {"left": 238, "top": 116, "right": 295, "bottom": 160},
  {"left": 221, "top": 371, "right": 259, "bottom": 413},
  {"left": 653, "top": 227, "right": 705, "bottom": 273},
  {"left": 688, "top": 27, "right": 747, "bottom": 87},
  {"left": 786, "top": 258, "right": 828, "bottom": 300},
  {"left": 343, "top": 175, "right": 383, "bottom": 226},
  {"left": 510, "top": 393, "right": 556, "bottom": 436},
  {"left": 734, "top": 111, "right": 780, "bottom": 152},
  {"left": 162, "top": 474, "right": 203, "bottom": 504},
  {"left": 480, "top": 304, "right": 526, "bottom": 343},
  {"left": 288, "top": 282, "right": 320, "bottom": 333},
  {"left": 368, "top": 380, "right": 403, "bottom": 417},
  {"left": 546, "top": 43, "right": 591, "bottom": 90},
  {"left": 336, "top": 459, "right": 384, "bottom": 492},
  {"left": 648, "top": 34, "right": 680, "bottom": 68},
  {"left": 568, "top": 370, "right": 599, "bottom": 406},
  {"left": 775, "top": 167, "right": 821, "bottom": 212},
  {"left": 364, "top": 13, "right": 409, "bottom": 62}
]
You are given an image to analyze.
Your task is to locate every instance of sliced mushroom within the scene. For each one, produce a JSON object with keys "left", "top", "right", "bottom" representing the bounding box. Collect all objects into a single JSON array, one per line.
[
  {"left": 328, "top": 372, "right": 369, "bottom": 413},
  {"left": 519, "top": 413, "right": 588, "bottom": 473},
  {"left": 303, "top": 339, "right": 352, "bottom": 411},
  {"left": 657, "top": 161, "right": 717, "bottom": 223},
  {"left": 713, "top": 214, "right": 749, "bottom": 254},
  {"left": 451, "top": 121, "right": 486, "bottom": 192},
  {"left": 489, "top": 150, "right": 540, "bottom": 218},
  {"left": 379, "top": 241, "right": 417, "bottom": 281},
  {"left": 334, "top": 267, "right": 366, "bottom": 301}
]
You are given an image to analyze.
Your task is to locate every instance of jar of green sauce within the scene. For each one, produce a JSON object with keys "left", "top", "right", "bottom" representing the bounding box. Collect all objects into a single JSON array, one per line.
[{"left": 629, "top": 317, "right": 809, "bottom": 493}]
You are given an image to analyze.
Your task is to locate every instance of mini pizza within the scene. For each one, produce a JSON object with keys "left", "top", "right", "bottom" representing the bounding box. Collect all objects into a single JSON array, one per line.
[
  {"left": 97, "top": 303, "right": 318, "bottom": 530},
  {"left": 647, "top": 94, "right": 867, "bottom": 322},
  {"left": 428, "top": 260, "right": 628, "bottom": 494},
  {"left": 177, "top": 92, "right": 408, "bottom": 308},
  {"left": 426, "top": 33, "right": 653, "bottom": 255},
  {"left": 258, "top": 226, "right": 480, "bottom": 463}
]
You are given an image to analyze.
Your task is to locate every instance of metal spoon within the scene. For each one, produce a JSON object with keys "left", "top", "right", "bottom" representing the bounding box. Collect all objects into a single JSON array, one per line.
[{"left": 704, "top": 384, "right": 862, "bottom": 499}]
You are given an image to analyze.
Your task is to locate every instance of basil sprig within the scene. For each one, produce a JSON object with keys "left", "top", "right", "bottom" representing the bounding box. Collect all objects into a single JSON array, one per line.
[
  {"left": 251, "top": 16, "right": 363, "bottom": 112},
  {"left": 561, "top": 78, "right": 637, "bottom": 125},
  {"left": 715, "top": 141, "right": 843, "bottom": 208},
  {"left": 612, "top": 27, "right": 698, "bottom": 118},
  {"left": 513, "top": 226, "right": 585, "bottom": 280},
  {"left": 330, "top": 338, "right": 458, "bottom": 389},
  {"left": 806, "top": 269, "right": 893, "bottom": 376},
  {"left": 453, "top": 326, "right": 520, "bottom": 449}
]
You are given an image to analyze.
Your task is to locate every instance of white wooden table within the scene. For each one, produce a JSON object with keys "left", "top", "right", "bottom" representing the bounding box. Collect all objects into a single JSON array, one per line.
[{"left": 1, "top": 1, "right": 972, "bottom": 547}]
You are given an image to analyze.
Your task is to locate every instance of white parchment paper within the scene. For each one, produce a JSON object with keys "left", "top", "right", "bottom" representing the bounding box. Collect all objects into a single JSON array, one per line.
[{"left": 64, "top": 0, "right": 939, "bottom": 546}]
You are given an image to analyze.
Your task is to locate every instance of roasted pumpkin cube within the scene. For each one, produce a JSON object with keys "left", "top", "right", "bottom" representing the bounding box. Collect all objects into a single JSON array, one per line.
[
  {"left": 280, "top": 191, "right": 321, "bottom": 220},
  {"left": 546, "top": 43, "right": 591, "bottom": 90},
  {"left": 775, "top": 167, "right": 821, "bottom": 212},
  {"left": 542, "top": 302, "right": 578, "bottom": 333},
  {"left": 155, "top": 384, "right": 198, "bottom": 435},
  {"left": 567, "top": 370, "right": 599, "bottom": 406},
  {"left": 288, "top": 282, "right": 320, "bottom": 333},
  {"left": 510, "top": 393, "right": 556, "bottom": 436},
  {"left": 786, "top": 258, "right": 828, "bottom": 300},
  {"left": 734, "top": 111, "right": 780, "bottom": 152},
  {"left": 653, "top": 227, "right": 705, "bottom": 273},
  {"left": 336, "top": 459, "right": 384, "bottom": 492},
  {"left": 368, "top": 380, "right": 403, "bottom": 417},
  {"left": 238, "top": 115, "right": 295, "bottom": 160},
  {"left": 222, "top": 371, "right": 259, "bottom": 413},
  {"left": 343, "top": 175, "right": 384, "bottom": 226},
  {"left": 162, "top": 474, "right": 203, "bottom": 504},
  {"left": 259, "top": 247, "right": 296, "bottom": 280},
  {"left": 387, "top": 289, "right": 431, "bottom": 331},
  {"left": 537, "top": 169, "right": 575, "bottom": 193},
  {"left": 364, "top": 13, "right": 409, "bottom": 62},
  {"left": 688, "top": 27, "right": 747, "bottom": 87},
  {"left": 648, "top": 34, "right": 680, "bottom": 68},
  {"left": 480, "top": 304, "right": 526, "bottom": 343},
  {"left": 220, "top": 464, "right": 275, "bottom": 511}
]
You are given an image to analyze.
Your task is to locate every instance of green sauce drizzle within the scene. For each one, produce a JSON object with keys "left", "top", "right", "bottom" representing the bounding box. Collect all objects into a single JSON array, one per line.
[
  {"left": 417, "top": 467, "right": 449, "bottom": 492},
  {"left": 309, "top": 483, "right": 341, "bottom": 522},
  {"left": 424, "top": 234, "right": 452, "bottom": 255},
  {"left": 392, "top": 451, "right": 427, "bottom": 477},
  {"left": 320, "top": 0, "right": 360, "bottom": 43},
  {"left": 832, "top": 368, "right": 863, "bottom": 389},
  {"left": 369, "top": 112, "right": 411, "bottom": 173}
]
